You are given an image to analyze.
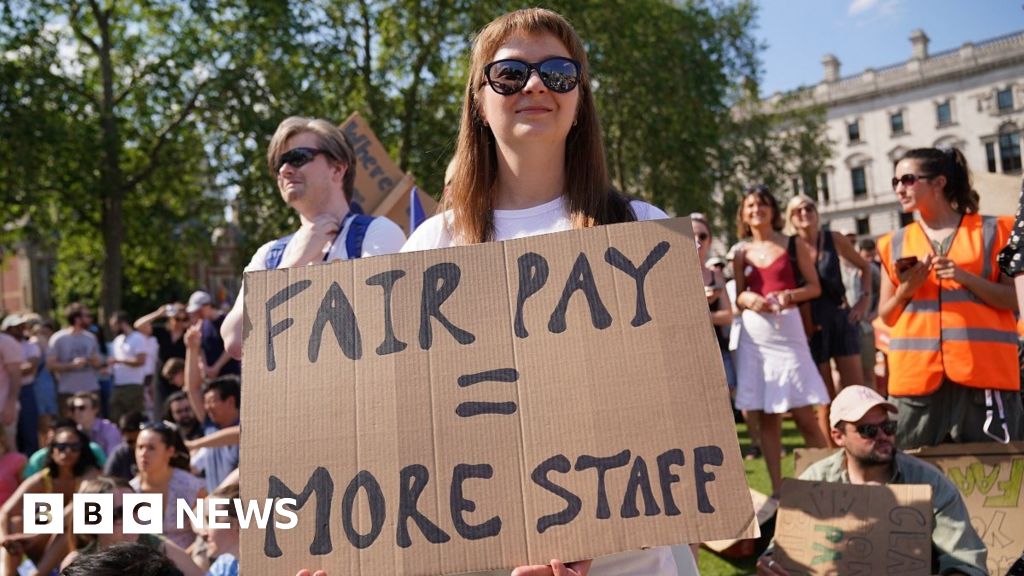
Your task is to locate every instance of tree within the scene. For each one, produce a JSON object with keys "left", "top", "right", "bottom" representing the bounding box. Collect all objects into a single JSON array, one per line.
[
  {"left": 1, "top": 0, "right": 229, "bottom": 318},
  {"left": 4, "top": 0, "right": 814, "bottom": 315},
  {"left": 716, "top": 83, "right": 832, "bottom": 243}
]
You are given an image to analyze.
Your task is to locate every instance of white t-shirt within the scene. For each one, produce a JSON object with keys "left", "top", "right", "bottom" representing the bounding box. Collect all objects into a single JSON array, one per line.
[
  {"left": 0, "top": 333, "right": 24, "bottom": 411},
  {"left": 142, "top": 334, "right": 160, "bottom": 378},
  {"left": 402, "top": 196, "right": 697, "bottom": 576},
  {"left": 244, "top": 215, "right": 407, "bottom": 273},
  {"left": 111, "top": 331, "right": 147, "bottom": 386},
  {"left": 20, "top": 340, "right": 40, "bottom": 386},
  {"left": 402, "top": 196, "right": 669, "bottom": 251}
]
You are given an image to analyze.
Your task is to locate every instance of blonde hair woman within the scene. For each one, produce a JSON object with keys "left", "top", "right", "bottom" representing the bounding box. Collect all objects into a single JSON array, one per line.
[{"left": 785, "top": 194, "right": 873, "bottom": 441}]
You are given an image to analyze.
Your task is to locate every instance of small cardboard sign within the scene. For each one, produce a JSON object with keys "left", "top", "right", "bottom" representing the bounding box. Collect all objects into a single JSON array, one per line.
[
  {"left": 774, "top": 479, "right": 933, "bottom": 576},
  {"left": 239, "top": 218, "right": 756, "bottom": 575},
  {"left": 912, "top": 442, "right": 1024, "bottom": 575},
  {"left": 340, "top": 112, "right": 438, "bottom": 231},
  {"left": 795, "top": 443, "right": 1024, "bottom": 575}
]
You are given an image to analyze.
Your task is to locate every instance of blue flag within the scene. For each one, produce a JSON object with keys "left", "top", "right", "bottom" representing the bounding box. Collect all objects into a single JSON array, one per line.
[{"left": 408, "top": 186, "right": 427, "bottom": 234}]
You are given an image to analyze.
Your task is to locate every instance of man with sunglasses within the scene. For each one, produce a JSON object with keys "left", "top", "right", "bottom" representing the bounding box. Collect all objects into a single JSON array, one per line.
[
  {"left": 757, "top": 385, "right": 986, "bottom": 576},
  {"left": 220, "top": 116, "right": 406, "bottom": 359}
]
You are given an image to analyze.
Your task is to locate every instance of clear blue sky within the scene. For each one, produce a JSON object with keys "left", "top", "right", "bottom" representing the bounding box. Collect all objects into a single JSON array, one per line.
[{"left": 755, "top": 0, "right": 1024, "bottom": 96}]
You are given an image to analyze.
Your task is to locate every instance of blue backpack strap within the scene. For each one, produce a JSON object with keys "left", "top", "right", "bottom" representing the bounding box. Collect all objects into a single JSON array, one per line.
[
  {"left": 345, "top": 213, "right": 376, "bottom": 259},
  {"left": 264, "top": 234, "right": 294, "bottom": 270}
]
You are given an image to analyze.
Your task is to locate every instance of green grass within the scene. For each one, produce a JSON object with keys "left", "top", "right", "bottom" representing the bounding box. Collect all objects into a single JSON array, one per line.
[{"left": 695, "top": 419, "right": 805, "bottom": 575}]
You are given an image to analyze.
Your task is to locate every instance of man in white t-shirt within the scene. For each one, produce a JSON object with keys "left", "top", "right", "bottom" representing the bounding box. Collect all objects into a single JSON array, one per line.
[
  {"left": 0, "top": 317, "right": 25, "bottom": 449},
  {"left": 140, "top": 325, "right": 159, "bottom": 418},
  {"left": 221, "top": 116, "right": 406, "bottom": 359},
  {"left": 3, "top": 314, "right": 41, "bottom": 453},
  {"left": 108, "top": 311, "right": 147, "bottom": 423}
]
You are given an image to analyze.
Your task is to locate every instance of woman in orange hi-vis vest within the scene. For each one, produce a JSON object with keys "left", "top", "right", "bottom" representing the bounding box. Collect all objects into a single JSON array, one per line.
[{"left": 878, "top": 147, "right": 1022, "bottom": 450}]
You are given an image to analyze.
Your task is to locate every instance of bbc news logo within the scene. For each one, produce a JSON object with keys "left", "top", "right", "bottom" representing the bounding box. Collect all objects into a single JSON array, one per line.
[{"left": 23, "top": 493, "right": 298, "bottom": 535}]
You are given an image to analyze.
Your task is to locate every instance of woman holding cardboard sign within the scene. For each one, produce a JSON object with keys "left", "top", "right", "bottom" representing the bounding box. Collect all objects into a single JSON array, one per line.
[{"left": 402, "top": 7, "right": 695, "bottom": 576}]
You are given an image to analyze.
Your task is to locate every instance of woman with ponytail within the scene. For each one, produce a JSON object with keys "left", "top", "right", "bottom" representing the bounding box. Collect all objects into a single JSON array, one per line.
[{"left": 878, "top": 147, "right": 1022, "bottom": 449}]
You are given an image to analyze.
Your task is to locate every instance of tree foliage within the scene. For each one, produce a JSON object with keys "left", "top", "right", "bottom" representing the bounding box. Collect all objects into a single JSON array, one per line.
[
  {"left": 1, "top": 0, "right": 829, "bottom": 317},
  {"left": 716, "top": 84, "right": 832, "bottom": 242}
]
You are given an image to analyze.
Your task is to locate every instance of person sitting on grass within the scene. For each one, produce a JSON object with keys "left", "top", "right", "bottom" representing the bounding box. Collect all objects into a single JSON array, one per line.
[{"left": 756, "top": 385, "right": 987, "bottom": 576}]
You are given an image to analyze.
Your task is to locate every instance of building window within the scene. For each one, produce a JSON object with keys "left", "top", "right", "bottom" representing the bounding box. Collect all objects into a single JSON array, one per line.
[
  {"left": 1000, "top": 131, "right": 1022, "bottom": 173},
  {"left": 851, "top": 167, "right": 868, "bottom": 198},
  {"left": 802, "top": 173, "right": 817, "bottom": 196},
  {"left": 986, "top": 142, "right": 997, "bottom": 173},
  {"left": 856, "top": 217, "right": 870, "bottom": 236},
  {"left": 819, "top": 173, "right": 831, "bottom": 204},
  {"left": 997, "top": 88, "right": 1014, "bottom": 112},
  {"left": 847, "top": 120, "right": 861, "bottom": 143},
  {"left": 936, "top": 101, "right": 952, "bottom": 126},
  {"left": 899, "top": 211, "right": 915, "bottom": 227},
  {"left": 890, "top": 112, "right": 905, "bottom": 135}
]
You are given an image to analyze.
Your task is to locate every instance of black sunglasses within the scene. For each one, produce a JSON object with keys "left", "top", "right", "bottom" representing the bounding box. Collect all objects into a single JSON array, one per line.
[
  {"left": 142, "top": 420, "right": 178, "bottom": 432},
  {"left": 854, "top": 420, "right": 897, "bottom": 439},
  {"left": 891, "top": 173, "right": 933, "bottom": 190},
  {"left": 696, "top": 232, "right": 710, "bottom": 242},
  {"left": 53, "top": 441, "right": 82, "bottom": 453},
  {"left": 483, "top": 57, "right": 581, "bottom": 96},
  {"left": 69, "top": 404, "right": 90, "bottom": 412},
  {"left": 276, "top": 147, "right": 327, "bottom": 173}
]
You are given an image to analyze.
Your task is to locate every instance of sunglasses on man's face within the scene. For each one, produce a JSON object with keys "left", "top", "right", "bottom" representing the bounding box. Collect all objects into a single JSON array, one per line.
[
  {"left": 276, "top": 147, "right": 326, "bottom": 173},
  {"left": 891, "top": 173, "right": 933, "bottom": 190},
  {"left": 70, "top": 404, "right": 90, "bottom": 412},
  {"left": 483, "top": 57, "right": 581, "bottom": 96},
  {"left": 854, "top": 420, "right": 897, "bottom": 439},
  {"left": 53, "top": 442, "right": 82, "bottom": 453},
  {"left": 695, "top": 232, "right": 710, "bottom": 242}
]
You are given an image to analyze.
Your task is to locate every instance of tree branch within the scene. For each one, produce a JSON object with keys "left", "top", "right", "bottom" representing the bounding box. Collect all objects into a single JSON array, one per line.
[
  {"left": 124, "top": 80, "right": 208, "bottom": 192},
  {"left": 113, "top": 57, "right": 172, "bottom": 106},
  {"left": 67, "top": 0, "right": 102, "bottom": 57}
]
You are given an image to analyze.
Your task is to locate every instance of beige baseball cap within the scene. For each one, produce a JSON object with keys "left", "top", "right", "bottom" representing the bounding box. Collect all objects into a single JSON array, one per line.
[{"left": 829, "top": 385, "right": 898, "bottom": 428}]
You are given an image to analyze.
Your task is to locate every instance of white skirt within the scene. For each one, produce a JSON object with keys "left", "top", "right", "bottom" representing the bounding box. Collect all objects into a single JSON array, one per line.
[{"left": 735, "top": 308, "right": 830, "bottom": 414}]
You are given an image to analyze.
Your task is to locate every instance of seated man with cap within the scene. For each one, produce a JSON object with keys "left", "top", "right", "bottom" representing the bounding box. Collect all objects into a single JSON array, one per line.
[{"left": 757, "top": 385, "right": 987, "bottom": 576}]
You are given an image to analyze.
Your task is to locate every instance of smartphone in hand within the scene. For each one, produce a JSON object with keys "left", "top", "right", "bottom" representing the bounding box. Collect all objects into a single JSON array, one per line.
[{"left": 895, "top": 256, "right": 919, "bottom": 274}]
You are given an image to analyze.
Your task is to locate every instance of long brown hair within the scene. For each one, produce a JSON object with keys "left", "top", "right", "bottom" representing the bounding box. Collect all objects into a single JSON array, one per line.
[
  {"left": 735, "top": 185, "right": 784, "bottom": 238},
  {"left": 444, "top": 8, "right": 634, "bottom": 244},
  {"left": 896, "top": 147, "right": 979, "bottom": 215}
]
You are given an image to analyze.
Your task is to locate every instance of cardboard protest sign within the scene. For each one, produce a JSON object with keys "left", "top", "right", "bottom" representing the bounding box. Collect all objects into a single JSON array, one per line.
[
  {"left": 795, "top": 443, "right": 1024, "bottom": 574},
  {"left": 703, "top": 488, "right": 774, "bottom": 558},
  {"left": 239, "top": 218, "right": 756, "bottom": 575},
  {"left": 911, "top": 442, "right": 1024, "bottom": 575},
  {"left": 340, "top": 112, "right": 438, "bottom": 231},
  {"left": 774, "top": 479, "right": 933, "bottom": 576},
  {"left": 793, "top": 448, "right": 839, "bottom": 478}
]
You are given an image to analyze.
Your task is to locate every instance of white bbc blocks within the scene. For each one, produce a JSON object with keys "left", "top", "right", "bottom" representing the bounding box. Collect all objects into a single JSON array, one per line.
[
  {"left": 72, "top": 494, "right": 113, "bottom": 534},
  {"left": 23, "top": 494, "right": 64, "bottom": 534},
  {"left": 122, "top": 493, "right": 164, "bottom": 534}
]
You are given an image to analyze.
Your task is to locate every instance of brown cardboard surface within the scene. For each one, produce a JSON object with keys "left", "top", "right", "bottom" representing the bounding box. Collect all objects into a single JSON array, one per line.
[
  {"left": 793, "top": 448, "right": 839, "bottom": 478},
  {"left": 910, "top": 442, "right": 1024, "bottom": 575},
  {"left": 703, "top": 488, "right": 772, "bottom": 554},
  {"left": 774, "top": 479, "right": 933, "bottom": 576},
  {"left": 239, "top": 218, "right": 756, "bottom": 575},
  {"left": 339, "top": 112, "right": 438, "bottom": 231}
]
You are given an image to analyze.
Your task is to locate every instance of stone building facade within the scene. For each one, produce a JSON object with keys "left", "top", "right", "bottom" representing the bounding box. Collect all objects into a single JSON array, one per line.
[{"left": 774, "top": 29, "right": 1024, "bottom": 237}]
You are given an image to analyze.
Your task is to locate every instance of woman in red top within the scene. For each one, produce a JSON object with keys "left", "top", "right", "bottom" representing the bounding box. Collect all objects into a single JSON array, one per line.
[{"left": 733, "top": 186, "right": 829, "bottom": 496}]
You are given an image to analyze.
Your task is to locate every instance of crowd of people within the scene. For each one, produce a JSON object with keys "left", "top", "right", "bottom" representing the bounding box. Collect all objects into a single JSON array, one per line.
[{"left": 0, "top": 6, "right": 1022, "bottom": 576}]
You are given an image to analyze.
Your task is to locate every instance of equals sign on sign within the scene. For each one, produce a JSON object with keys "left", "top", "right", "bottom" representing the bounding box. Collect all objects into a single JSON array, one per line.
[{"left": 456, "top": 368, "right": 520, "bottom": 417}]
